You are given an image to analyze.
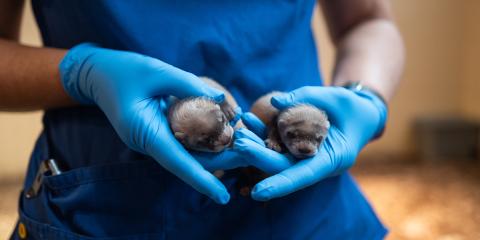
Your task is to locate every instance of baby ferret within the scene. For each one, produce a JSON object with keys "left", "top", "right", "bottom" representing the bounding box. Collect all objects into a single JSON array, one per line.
[
  {"left": 250, "top": 92, "right": 330, "bottom": 159},
  {"left": 168, "top": 77, "right": 242, "bottom": 152}
]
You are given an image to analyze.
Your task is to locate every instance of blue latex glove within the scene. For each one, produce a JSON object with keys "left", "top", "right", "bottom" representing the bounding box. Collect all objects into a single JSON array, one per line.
[
  {"left": 60, "top": 43, "right": 236, "bottom": 204},
  {"left": 197, "top": 127, "right": 294, "bottom": 173},
  {"left": 237, "top": 86, "right": 387, "bottom": 201}
]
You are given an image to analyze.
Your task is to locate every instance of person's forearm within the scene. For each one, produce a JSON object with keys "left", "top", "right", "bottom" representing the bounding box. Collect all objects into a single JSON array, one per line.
[
  {"left": 0, "top": 39, "right": 75, "bottom": 111},
  {"left": 330, "top": 19, "right": 405, "bottom": 101}
]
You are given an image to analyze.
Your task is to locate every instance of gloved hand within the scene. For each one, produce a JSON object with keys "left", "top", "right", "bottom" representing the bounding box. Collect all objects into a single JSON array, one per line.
[
  {"left": 236, "top": 86, "right": 388, "bottom": 201},
  {"left": 194, "top": 127, "right": 294, "bottom": 174},
  {"left": 60, "top": 43, "right": 233, "bottom": 204}
]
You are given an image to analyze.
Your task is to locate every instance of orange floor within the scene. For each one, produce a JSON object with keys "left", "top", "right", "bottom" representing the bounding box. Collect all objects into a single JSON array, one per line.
[{"left": 352, "top": 161, "right": 480, "bottom": 240}]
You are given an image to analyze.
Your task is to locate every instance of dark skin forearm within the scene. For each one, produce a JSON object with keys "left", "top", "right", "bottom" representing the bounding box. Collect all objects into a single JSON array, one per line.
[
  {"left": 0, "top": 39, "right": 72, "bottom": 111},
  {"left": 320, "top": 0, "right": 405, "bottom": 101},
  {"left": 0, "top": 0, "right": 73, "bottom": 111}
]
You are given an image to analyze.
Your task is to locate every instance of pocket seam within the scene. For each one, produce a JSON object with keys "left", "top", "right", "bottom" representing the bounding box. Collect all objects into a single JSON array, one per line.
[{"left": 44, "top": 160, "right": 163, "bottom": 190}]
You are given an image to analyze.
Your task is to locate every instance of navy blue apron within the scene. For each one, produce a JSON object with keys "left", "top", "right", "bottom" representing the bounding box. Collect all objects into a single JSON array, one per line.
[{"left": 11, "top": 0, "right": 387, "bottom": 239}]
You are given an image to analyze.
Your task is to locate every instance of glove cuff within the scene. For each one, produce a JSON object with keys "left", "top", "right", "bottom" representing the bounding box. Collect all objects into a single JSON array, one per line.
[
  {"left": 343, "top": 83, "right": 389, "bottom": 140},
  {"left": 59, "top": 43, "right": 100, "bottom": 105}
]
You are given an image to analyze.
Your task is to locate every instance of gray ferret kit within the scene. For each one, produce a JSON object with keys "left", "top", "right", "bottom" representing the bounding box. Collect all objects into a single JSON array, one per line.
[
  {"left": 168, "top": 82, "right": 330, "bottom": 196},
  {"left": 250, "top": 92, "right": 330, "bottom": 159},
  {"left": 237, "top": 92, "right": 330, "bottom": 196},
  {"left": 168, "top": 77, "right": 242, "bottom": 152}
]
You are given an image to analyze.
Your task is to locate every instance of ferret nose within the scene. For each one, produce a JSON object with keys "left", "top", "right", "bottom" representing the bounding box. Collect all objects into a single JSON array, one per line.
[
  {"left": 220, "top": 136, "right": 232, "bottom": 146},
  {"left": 221, "top": 139, "right": 230, "bottom": 146},
  {"left": 298, "top": 147, "right": 314, "bottom": 155}
]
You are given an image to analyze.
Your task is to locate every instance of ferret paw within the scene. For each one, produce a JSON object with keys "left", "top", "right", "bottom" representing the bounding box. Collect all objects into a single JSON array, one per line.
[
  {"left": 213, "top": 170, "right": 225, "bottom": 179},
  {"left": 265, "top": 138, "right": 283, "bottom": 152},
  {"left": 239, "top": 186, "right": 251, "bottom": 197},
  {"left": 220, "top": 103, "right": 236, "bottom": 121}
]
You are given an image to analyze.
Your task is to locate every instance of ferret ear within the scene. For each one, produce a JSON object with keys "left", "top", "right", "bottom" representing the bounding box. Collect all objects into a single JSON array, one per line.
[
  {"left": 277, "top": 118, "right": 287, "bottom": 129},
  {"left": 174, "top": 132, "right": 186, "bottom": 142},
  {"left": 314, "top": 121, "right": 330, "bottom": 131},
  {"left": 320, "top": 120, "right": 330, "bottom": 130}
]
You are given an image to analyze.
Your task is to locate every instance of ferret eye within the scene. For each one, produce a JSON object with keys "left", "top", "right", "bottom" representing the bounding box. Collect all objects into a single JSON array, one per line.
[
  {"left": 316, "top": 136, "right": 323, "bottom": 142},
  {"left": 208, "top": 137, "right": 216, "bottom": 144},
  {"left": 199, "top": 136, "right": 209, "bottom": 143},
  {"left": 286, "top": 131, "right": 295, "bottom": 139}
]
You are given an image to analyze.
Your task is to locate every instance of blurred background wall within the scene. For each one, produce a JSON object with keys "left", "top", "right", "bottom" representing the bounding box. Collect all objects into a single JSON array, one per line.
[
  {"left": 313, "top": 0, "right": 480, "bottom": 160},
  {"left": 1, "top": 0, "right": 480, "bottom": 178}
]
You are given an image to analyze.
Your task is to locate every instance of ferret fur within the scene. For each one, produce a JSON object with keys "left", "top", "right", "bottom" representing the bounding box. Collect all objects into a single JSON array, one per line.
[
  {"left": 250, "top": 91, "right": 330, "bottom": 159},
  {"left": 168, "top": 77, "right": 242, "bottom": 153}
]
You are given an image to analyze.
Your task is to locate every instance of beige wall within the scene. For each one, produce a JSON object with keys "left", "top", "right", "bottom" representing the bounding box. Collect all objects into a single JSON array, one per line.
[
  {"left": 461, "top": 1, "right": 480, "bottom": 121},
  {"left": 1, "top": 1, "right": 480, "bottom": 176},
  {"left": 360, "top": 0, "right": 468, "bottom": 157},
  {"left": 385, "top": 0, "right": 480, "bottom": 156}
]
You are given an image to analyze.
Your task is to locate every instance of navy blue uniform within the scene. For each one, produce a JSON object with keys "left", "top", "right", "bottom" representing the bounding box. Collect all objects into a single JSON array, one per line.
[{"left": 11, "top": 1, "right": 387, "bottom": 239}]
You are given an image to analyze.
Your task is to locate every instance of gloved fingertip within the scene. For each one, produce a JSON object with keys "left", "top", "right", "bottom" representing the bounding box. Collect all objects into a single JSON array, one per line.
[
  {"left": 232, "top": 138, "right": 247, "bottom": 150},
  {"left": 233, "top": 128, "right": 247, "bottom": 138},
  {"left": 233, "top": 129, "right": 244, "bottom": 140},
  {"left": 241, "top": 112, "right": 259, "bottom": 121},
  {"left": 234, "top": 128, "right": 266, "bottom": 146},
  {"left": 212, "top": 92, "right": 225, "bottom": 103},
  {"left": 234, "top": 106, "right": 243, "bottom": 116},
  {"left": 241, "top": 113, "right": 267, "bottom": 138},
  {"left": 251, "top": 185, "right": 273, "bottom": 201},
  {"left": 215, "top": 191, "right": 230, "bottom": 205},
  {"left": 197, "top": 81, "right": 225, "bottom": 103},
  {"left": 271, "top": 94, "right": 294, "bottom": 110},
  {"left": 230, "top": 106, "right": 243, "bottom": 125},
  {"left": 233, "top": 133, "right": 261, "bottom": 149}
]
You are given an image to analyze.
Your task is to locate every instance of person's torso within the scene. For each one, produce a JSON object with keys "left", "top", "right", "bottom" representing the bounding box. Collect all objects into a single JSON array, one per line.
[
  {"left": 13, "top": 1, "right": 387, "bottom": 239},
  {"left": 31, "top": 0, "right": 326, "bottom": 175},
  {"left": 33, "top": 0, "right": 322, "bottom": 109}
]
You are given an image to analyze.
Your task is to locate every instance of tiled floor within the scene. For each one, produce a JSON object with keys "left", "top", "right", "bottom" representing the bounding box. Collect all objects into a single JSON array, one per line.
[{"left": 1, "top": 161, "right": 479, "bottom": 239}]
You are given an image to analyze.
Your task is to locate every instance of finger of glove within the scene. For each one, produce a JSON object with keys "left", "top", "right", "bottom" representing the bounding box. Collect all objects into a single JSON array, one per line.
[
  {"left": 270, "top": 87, "right": 351, "bottom": 126},
  {"left": 251, "top": 150, "right": 333, "bottom": 201},
  {"left": 234, "top": 138, "right": 294, "bottom": 174},
  {"left": 234, "top": 128, "right": 265, "bottom": 146},
  {"left": 241, "top": 112, "right": 267, "bottom": 139},
  {"left": 148, "top": 132, "right": 230, "bottom": 204},
  {"left": 193, "top": 149, "right": 246, "bottom": 171},
  {"left": 230, "top": 107, "right": 243, "bottom": 126}
]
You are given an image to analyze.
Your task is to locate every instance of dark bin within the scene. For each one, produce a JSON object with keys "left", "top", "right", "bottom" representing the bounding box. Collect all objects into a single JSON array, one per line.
[{"left": 414, "top": 116, "right": 480, "bottom": 161}]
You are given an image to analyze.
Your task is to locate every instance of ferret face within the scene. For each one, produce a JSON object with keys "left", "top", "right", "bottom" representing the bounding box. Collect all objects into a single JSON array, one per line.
[
  {"left": 185, "top": 113, "right": 234, "bottom": 153},
  {"left": 170, "top": 99, "right": 234, "bottom": 152},
  {"left": 278, "top": 122, "right": 327, "bottom": 158},
  {"left": 277, "top": 105, "right": 330, "bottom": 159}
]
